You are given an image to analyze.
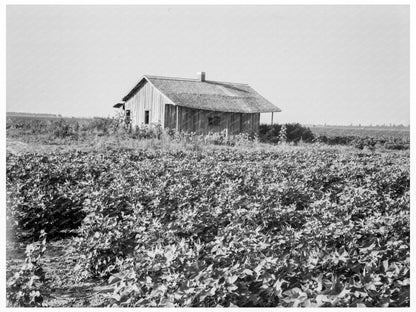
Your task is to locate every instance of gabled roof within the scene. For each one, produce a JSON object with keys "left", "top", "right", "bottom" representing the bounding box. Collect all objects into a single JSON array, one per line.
[{"left": 120, "top": 75, "right": 282, "bottom": 113}]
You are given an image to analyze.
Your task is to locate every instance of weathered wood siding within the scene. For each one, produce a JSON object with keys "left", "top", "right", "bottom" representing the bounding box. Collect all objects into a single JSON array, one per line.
[
  {"left": 125, "top": 81, "right": 173, "bottom": 127},
  {"left": 164, "top": 105, "right": 260, "bottom": 134},
  {"left": 164, "top": 104, "right": 177, "bottom": 130}
]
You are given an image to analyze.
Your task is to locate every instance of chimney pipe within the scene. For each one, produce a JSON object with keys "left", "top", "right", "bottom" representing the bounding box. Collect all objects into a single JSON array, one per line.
[{"left": 197, "top": 72, "right": 206, "bottom": 82}]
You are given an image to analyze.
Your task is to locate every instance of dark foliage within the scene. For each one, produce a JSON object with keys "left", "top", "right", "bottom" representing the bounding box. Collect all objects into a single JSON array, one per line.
[{"left": 259, "top": 123, "right": 315, "bottom": 144}]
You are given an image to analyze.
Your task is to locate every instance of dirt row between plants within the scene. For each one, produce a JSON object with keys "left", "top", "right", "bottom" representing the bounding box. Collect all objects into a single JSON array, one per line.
[{"left": 6, "top": 238, "right": 113, "bottom": 307}]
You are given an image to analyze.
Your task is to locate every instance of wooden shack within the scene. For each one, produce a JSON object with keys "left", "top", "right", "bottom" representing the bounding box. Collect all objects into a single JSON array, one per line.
[{"left": 113, "top": 72, "right": 281, "bottom": 134}]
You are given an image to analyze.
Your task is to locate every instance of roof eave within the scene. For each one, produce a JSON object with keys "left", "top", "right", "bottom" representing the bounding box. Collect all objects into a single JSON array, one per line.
[
  {"left": 268, "top": 107, "right": 282, "bottom": 113},
  {"left": 122, "top": 76, "right": 147, "bottom": 102}
]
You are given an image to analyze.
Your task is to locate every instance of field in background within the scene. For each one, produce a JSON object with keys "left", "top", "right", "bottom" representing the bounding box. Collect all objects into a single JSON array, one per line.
[
  {"left": 309, "top": 125, "right": 410, "bottom": 141},
  {"left": 6, "top": 115, "right": 110, "bottom": 138}
]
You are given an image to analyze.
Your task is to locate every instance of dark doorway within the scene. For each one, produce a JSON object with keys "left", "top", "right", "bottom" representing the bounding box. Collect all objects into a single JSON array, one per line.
[{"left": 145, "top": 110, "right": 150, "bottom": 124}]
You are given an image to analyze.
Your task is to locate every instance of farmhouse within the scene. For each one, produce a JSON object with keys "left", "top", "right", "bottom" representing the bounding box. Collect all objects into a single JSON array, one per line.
[{"left": 114, "top": 72, "right": 281, "bottom": 134}]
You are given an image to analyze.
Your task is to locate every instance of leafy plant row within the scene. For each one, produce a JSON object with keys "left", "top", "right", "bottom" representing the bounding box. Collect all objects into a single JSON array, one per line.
[{"left": 6, "top": 147, "right": 410, "bottom": 307}]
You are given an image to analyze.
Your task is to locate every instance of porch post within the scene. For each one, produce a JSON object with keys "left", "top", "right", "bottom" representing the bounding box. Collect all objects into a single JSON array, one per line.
[{"left": 271, "top": 112, "right": 274, "bottom": 125}]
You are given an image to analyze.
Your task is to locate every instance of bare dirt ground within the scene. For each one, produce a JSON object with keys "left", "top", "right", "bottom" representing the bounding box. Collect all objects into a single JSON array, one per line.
[
  {"left": 6, "top": 238, "right": 113, "bottom": 307},
  {"left": 6, "top": 139, "right": 30, "bottom": 154},
  {"left": 6, "top": 138, "right": 89, "bottom": 154}
]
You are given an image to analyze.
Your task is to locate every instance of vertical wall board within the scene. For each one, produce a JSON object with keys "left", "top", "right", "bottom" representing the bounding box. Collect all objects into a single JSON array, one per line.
[
  {"left": 241, "top": 114, "right": 246, "bottom": 132},
  {"left": 163, "top": 105, "right": 167, "bottom": 129},
  {"left": 196, "top": 109, "right": 206, "bottom": 134},
  {"left": 178, "top": 106, "right": 182, "bottom": 131},
  {"left": 240, "top": 113, "right": 243, "bottom": 133},
  {"left": 161, "top": 102, "right": 166, "bottom": 127},
  {"left": 229, "top": 113, "right": 235, "bottom": 134},
  {"left": 182, "top": 107, "right": 188, "bottom": 132},
  {"left": 192, "top": 109, "right": 197, "bottom": 132},
  {"left": 179, "top": 107, "right": 184, "bottom": 131},
  {"left": 199, "top": 111, "right": 204, "bottom": 134},
  {"left": 184, "top": 107, "right": 189, "bottom": 131},
  {"left": 199, "top": 110, "right": 206, "bottom": 134},
  {"left": 164, "top": 104, "right": 169, "bottom": 129},
  {"left": 253, "top": 113, "right": 260, "bottom": 134},
  {"left": 226, "top": 113, "right": 233, "bottom": 134},
  {"left": 241, "top": 114, "right": 249, "bottom": 133},
  {"left": 181, "top": 107, "right": 194, "bottom": 132},
  {"left": 195, "top": 110, "right": 200, "bottom": 133},
  {"left": 164, "top": 104, "right": 177, "bottom": 129},
  {"left": 194, "top": 110, "right": 198, "bottom": 133},
  {"left": 206, "top": 111, "right": 216, "bottom": 133},
  {"left": 237, "top": 113, "right": 243, "bottom": 134},
  {"left": 174, "top": 105, "right": 178, "bottom": 130},
  {"left": 218, "top": 112, "right": 228, "bottom": 133},
  {"left": 191, "top": 109, "right": 196, "bottom": 132},
  {"left": 230, "top": 113, "right": 241, "bottom": 134},
  {"left": 250, "top": 114, "right": 254, "bottom": 133}
]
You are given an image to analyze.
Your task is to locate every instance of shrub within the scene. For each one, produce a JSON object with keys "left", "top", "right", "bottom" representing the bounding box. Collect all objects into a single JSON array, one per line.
[
  {"left": 286, "top": 123, "right": 315, "bottom": 143},
  {"left": 48, "top": 119, "right": 76, "bottom": 139},
  {"left": 80, "top": 117, "right": 115, "bottom": 135},
  {"left": 259, "top": 123, "right": 315, "bottom": 144}
]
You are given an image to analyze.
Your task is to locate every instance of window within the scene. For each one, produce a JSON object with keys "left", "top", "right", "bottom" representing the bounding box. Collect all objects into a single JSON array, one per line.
[
  {"left": 125, "top": 110, "right": 131, "bottom": 124},
  {"left": 145, "top": 110, "right": 150, "bottom": 125},
  {"left": 208, "top": 116, "right": 220, "bottom": 126}
]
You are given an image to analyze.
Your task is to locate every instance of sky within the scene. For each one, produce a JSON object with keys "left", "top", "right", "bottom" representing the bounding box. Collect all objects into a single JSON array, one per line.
[{"left": 6, "top": 5, "right": 409, "bottom": 125}]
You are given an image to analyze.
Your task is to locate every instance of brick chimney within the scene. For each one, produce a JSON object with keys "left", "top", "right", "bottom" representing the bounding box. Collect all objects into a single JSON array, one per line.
[{"left": 197, "top": 72, "right": 206, "bottom": 82}]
